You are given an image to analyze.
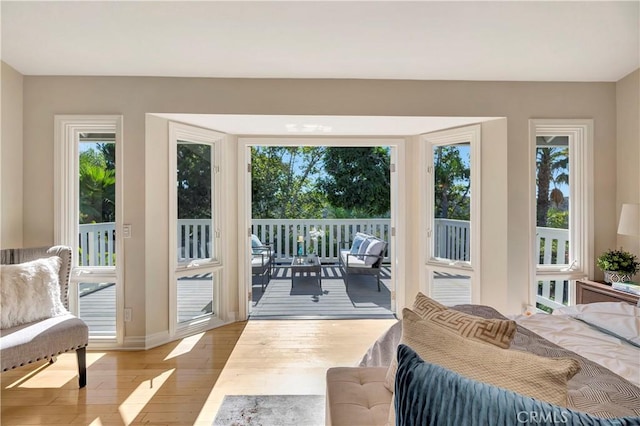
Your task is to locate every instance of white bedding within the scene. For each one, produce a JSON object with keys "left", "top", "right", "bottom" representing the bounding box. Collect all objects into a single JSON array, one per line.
[{"left": 515, "top": 313, "right": 640, "bottom": 387}]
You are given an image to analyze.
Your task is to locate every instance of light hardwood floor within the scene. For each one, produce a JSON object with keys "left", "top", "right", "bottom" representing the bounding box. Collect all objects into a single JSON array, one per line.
[{"left": 1, "top": 319, "right": 396, "bottom": 425}]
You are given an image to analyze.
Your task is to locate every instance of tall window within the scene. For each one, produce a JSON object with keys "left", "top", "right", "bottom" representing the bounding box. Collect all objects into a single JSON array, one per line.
[
  {"left": 55, "top": 116, "right": 123, "bottom": 344},
  {"left": 422, "top": 125, "right": 481, "bottom": 306},
  {"left": 530, "top": 120, "right": 593, "bottom": 312},
  {"left": 169, "top": 122, "right": 224, "bottom": 336}
]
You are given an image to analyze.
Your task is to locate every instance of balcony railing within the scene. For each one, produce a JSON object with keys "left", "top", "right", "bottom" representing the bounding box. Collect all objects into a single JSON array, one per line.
[{"left": 78, "top": 219, "right": 570, "bottom": 310}]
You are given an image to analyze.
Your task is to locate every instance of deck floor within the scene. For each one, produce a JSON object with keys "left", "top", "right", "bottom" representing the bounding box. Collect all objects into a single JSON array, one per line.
[
  {"left": 78, "top": 265, "right": 472, "bottom": 334},
  {"left": 251, "top": 264, "right": 394, "bottom": 319}
]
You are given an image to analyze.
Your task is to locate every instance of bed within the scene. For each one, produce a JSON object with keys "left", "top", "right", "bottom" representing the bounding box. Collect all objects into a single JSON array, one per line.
[{"left": 358, "top": 302, "right": 640, "bottom": 419}]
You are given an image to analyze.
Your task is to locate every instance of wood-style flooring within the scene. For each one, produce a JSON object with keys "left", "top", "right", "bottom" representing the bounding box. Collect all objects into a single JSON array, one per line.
[{"left": 0, "top": 319, "right": 396, "bottom": 425}]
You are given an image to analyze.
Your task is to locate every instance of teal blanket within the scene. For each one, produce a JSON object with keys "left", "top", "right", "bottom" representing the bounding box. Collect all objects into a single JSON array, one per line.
[{"left": 395, "top": 344, "right": 640, "bottom": 426}]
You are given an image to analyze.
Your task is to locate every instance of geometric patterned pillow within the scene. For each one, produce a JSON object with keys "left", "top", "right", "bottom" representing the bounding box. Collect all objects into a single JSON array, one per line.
[
  {"left": 395, "top": 309, "right": 581, "bottom": 406},
  {"left": 385, "top": 294, "right": 517, "bottom": 392},
  {"left": 413, "top": 292, "right": 517, "bottom": 349}
]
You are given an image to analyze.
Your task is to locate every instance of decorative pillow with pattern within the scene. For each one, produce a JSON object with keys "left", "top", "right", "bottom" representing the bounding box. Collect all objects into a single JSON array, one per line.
[
  {"left": 385, "top": 293, "right": 518, "bottom": 392},
  {"left": 392, "top": 309, "right": 580, "bottom": 406}
]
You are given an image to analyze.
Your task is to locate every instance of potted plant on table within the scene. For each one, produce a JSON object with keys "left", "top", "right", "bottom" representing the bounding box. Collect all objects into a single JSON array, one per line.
[{"left": 596, "top": 249, "right": 640, "bottom": 283}]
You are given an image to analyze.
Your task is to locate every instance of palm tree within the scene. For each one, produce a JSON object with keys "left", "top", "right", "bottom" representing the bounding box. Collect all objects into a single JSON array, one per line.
[{"left": 536, "top": 142, "right": 568, "bottom": 227}]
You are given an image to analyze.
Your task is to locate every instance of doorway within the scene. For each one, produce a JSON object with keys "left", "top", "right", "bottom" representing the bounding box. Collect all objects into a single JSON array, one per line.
[{"left": 238, "top": 137, "right": 405, "bottom": 320}]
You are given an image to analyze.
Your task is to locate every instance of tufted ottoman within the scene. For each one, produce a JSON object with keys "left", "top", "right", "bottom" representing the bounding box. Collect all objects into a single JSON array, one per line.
[{"left": 325, "top": 367, "right": 392, "bottom": 426}]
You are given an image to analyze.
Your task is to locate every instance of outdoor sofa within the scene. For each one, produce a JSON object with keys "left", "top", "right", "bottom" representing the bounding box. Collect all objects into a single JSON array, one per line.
[{"left": 338, "top": 233, "right": 387, "bottom": 291}]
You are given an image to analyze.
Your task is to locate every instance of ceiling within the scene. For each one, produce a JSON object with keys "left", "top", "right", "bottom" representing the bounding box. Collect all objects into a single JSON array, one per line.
[{"left": 2, "top": 1, "right": 639, "bottom": 82}]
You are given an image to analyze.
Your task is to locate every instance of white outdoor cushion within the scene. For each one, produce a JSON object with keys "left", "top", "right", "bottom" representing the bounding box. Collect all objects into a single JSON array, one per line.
[
  {"left": 251, "top": 255, "right": 268, "bottom": 267},
  {"left": 364, "top": 239, "right": 385, "bottom": 266},
  {"left": 340, "top": 250, "right": 372, "bottom": 268}
]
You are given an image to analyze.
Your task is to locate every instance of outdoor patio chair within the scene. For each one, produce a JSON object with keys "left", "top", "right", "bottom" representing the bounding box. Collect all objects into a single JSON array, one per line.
[
  {"left": 251, "top": 235, "right": 274, "bottom": 291},
  {"left": 339, "top": 233, "right": 388, "bottom": 292}
]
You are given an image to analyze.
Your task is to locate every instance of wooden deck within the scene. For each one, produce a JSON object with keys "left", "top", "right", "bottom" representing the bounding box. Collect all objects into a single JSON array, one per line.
[
  {"left": 251, "top": 264, "right": 394, "bottom": 319},
  {"left": 79, "top": 266, "right": 472, "bottom": 333}
]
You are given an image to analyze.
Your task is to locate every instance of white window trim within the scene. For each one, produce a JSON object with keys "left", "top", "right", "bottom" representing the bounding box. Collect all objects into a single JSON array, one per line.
[
  {"left": 168, "top": 121, "right": 225, "bottom": 337},
  {"left": 529, "top": 119, "right": 594, "bottom": 306},
  {"left": 54, "top": 115, "right": 124, "bottom": 347},
  {"left": 420, "top": 124, "right": 481, "bottom": 304}
]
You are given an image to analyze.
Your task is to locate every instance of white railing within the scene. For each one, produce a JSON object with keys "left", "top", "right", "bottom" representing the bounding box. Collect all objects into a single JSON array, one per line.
[
  {"left": 79, "top": 219, "right": 570, "bottom": 308},
  {"left": 535, "top": 226, "right": 570, "bottom": 310},
  {"left": 78, "top": 222, "right": 116, "bottom": 266},
  {"left": 252, "top": 219, "right": 391, "bottom": 263},
  {"left": 433, "top": 219, "right": 470, "bottom": 261}
]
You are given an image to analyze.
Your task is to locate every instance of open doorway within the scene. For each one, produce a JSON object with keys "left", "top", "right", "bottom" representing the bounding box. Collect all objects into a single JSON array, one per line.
[{"left": 241, "top": 138, "right": 402, "bottom": 320}]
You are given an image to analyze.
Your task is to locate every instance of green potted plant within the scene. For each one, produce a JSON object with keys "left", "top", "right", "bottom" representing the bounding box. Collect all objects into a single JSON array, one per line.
[{"left": 596, "top": 249, "right": 640, "bottom": 283}]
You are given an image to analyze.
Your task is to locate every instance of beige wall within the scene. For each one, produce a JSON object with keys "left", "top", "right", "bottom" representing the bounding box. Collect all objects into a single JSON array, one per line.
[
  {"left": 19, "top": 76, "right": 618, "bottom": 342},
  {"left": 616, "top": 69, "right": 640, "bottom": 262},
  {"left": 1, "top": 62, "right": 24, "bottom": 248}
]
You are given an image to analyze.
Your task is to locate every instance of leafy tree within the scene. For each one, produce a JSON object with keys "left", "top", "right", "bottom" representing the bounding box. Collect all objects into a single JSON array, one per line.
[
  {"left": 433, "top": 146, "right": 470, "bottom": 220},
  {"left": 319, "top": 147, "right": 390, "bottom": 217},
  {"left": 536, "top": 144, "right": 568, "bottom": 227},
  {"left": 177, "top": 143, "right": 212, "bottom": 219},
  {"left": 251, "top": 146, "right": 326, "bottom": 219},
  {"left": 79, "top": 146, "right": 115, "bottom": 224}
]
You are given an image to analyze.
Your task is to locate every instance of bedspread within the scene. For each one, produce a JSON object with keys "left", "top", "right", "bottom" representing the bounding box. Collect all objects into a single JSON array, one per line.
[{"left": 359, "top": 304, "right": 640, "bottom": 419}]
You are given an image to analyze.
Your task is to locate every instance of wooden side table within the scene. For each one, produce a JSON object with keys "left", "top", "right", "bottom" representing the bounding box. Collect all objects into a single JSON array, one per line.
[{"left": 576, "top": 279, "right": 639, "bottom": 305}]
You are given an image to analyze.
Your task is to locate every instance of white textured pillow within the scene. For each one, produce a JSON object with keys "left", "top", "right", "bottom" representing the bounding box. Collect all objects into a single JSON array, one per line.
[
  {"left": 553, "top": 302, "right": 640, "bottom": 347},
  {"left": 364, "top": 239, "right": 385, "bottom": 265},
  {"left": 0, "top": 257, "right": 68, "bottom": 328}
]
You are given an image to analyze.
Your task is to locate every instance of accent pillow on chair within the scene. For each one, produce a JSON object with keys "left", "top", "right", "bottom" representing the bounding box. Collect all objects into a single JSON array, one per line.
[
  {"left": 363, "top": 239, "right": 385, "bottom": 266},
  {"left": 0, "top": 257, "right": 69, "bottom": 328},
  {"left": 350, "top": 232, "right": 369, "bottom": 254}
]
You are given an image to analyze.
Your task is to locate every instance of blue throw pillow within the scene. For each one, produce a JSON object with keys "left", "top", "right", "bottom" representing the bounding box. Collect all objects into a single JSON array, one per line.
[
  {"left": 251, "top": 234, "right": 264, "bottom": 254},
  {"left": 394, "top": 344, "right": 639, "bottom": 426},
  {"left": 350, "top": 233, "right": 367, "bottom": 254}
]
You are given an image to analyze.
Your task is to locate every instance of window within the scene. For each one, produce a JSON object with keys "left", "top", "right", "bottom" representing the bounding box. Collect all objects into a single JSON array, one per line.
[
  {"left": 55, "top": 116, "right": 123, "bottom": 344},
  {"left": 422, "top": 125, "right": 481, "bottom": 305},
  {"left": 169, "top": 122, "right": 224, "bottom": 336},
  {"left": 530, "top": 120, "right": 593, "bottom": 312}
]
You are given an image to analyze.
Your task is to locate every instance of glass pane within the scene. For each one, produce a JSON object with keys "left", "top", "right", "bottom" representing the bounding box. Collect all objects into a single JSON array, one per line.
[
  {"left": 78, "top": 135, "right": 116, "bottom": 267},
  {"left": 432, "top": 143, "right": 471, "bottom": 262},
  {"left": 177, "top": 273, "right": 215, "bottom": 323},
  {"left": 430, "top": 271, "right": 471, "bottom": 306},
  {"left": 535, "top": 136, "right": 569, "bottom": 267},
  {"left": 176, "top": 141, "right": 213, "bottom": 263},
  {"left": 536, "top": 279, "right": 569, "bottom": 313},
  {"left": 78, "top": 282, "right": 116, "bottom": 338}
]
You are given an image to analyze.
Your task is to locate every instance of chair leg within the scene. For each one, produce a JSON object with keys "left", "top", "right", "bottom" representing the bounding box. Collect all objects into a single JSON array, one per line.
[
  {"left": 376, "top": 272, "right": 381, "bottom": 292},
  {"left": 76, "top": 347, "right": 87, "bottom": 388}
]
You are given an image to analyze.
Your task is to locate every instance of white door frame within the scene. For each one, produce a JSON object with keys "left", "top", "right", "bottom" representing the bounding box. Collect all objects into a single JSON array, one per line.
[{"left": 237, "top": 137, "right": 406, "bottom": 320}]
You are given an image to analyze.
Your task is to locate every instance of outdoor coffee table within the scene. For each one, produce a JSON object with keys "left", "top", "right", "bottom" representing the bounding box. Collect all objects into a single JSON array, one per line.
[{"left": 291, "top": 255, "right": 322, "bottom": 289}]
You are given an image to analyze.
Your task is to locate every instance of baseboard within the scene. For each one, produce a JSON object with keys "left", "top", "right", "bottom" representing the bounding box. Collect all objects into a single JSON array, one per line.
[{"left": 145, "top": 330, "right": 171, "bottom": 350}]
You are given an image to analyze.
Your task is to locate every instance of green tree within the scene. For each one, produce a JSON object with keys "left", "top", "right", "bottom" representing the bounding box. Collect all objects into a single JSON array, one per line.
[
  {"left": 251, "top": 146, "right": 326, "bottom": 219},
  {"left": 79, "top": 147, "right": 116, "bottom": 224},
  {"left": 177, "top": 143, "right": 212, "bottom": 219},
  {"left": 433, "top": 146, "right": 470, "bottom": 220},
  {"left": 320, "top": 147, "right": 390, "bottom": 217},
  {"left": 536, "top": 144, "right": 568, "bottom": 227}
]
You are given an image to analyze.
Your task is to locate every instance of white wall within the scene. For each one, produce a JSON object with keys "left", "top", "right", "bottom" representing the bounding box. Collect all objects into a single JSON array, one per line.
[
  {"left": 16, "top": 76, "right": 618, "bottom": 342},
  {"left": 616, "top": 69, "right": 640, "bottom": 261},
  {"left": 1, "top": 62, "right": 24, "bottom": 248}
]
